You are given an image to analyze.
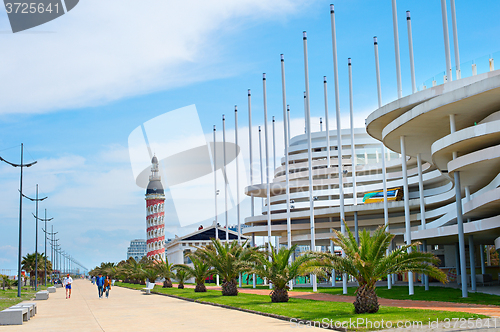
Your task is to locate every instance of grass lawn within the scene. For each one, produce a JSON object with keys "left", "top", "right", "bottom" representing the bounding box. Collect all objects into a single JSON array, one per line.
[
  {"left": 240, "top": 284, "right": 270, "bottom": 289},
  {"left": 290, "top": 285, "right": 500, "bottom": 307},
  {"left": 116, "top": 282, "right": 486, "bottom": 331},
  {"left": 0, "top": 285, "right": 48, "bottom": 311}
]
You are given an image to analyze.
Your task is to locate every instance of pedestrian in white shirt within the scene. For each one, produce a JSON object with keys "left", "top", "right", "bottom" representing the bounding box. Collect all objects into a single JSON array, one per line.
[{"left": 63, "top": 274, "right": 73, "bottom": 299}]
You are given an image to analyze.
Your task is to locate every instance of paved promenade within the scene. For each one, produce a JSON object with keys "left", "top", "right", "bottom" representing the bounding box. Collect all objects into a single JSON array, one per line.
[{"left": 5, "top": 280, "right": 319, "bottom": 332}]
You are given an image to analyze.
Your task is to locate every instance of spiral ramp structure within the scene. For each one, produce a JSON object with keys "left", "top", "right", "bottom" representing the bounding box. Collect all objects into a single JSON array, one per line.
[{"left": 366, "top": 70, "right": 500, "bottom": 252}]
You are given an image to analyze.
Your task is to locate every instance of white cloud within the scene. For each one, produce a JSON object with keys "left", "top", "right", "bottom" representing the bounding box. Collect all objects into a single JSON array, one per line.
[
  {"left": 0, "top": 146, "right": 149, "bottom": 270},
  {"left": 0, "top": 0, "right": 311, "bottom": 115}
]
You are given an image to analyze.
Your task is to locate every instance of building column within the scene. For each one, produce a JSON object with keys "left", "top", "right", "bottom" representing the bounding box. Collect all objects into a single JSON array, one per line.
[
  {"left": 423, "top": 240, "right": 429, "bottom": 290},
  {"left": 455, "top": 243, "right": 460, "bottom": 280},
  {"left": 330, "top": 228, "right": 336, "bottom": 287},
  {"left": 465, "top": 186, "right": 471, "bottom": 224},
  {"left": 400, "top": 136, "right": 413, "bottom": 295},
  {"left": 450, "top": 114, "right": 468, "bottom": 298},
  {"left": 480, "top": 244, "right": 486, "bottom": 275},
  {"left": 354, "top": 212, "right": 359, "bottom": 245},
  {"left": 391, "top": 239, "right": 397, "bottom": 285},
  {"left": 252, "top": 233, "right": 256, "bottom": 288},
  {"left": 469, "top": 235, "right": 476, "bottom": 291},
  {"left": 417, "top": 153, "right": 429, "bottom": 290},
  {"left": 487, "top": 245, "right": 491, "bottom": 266}
]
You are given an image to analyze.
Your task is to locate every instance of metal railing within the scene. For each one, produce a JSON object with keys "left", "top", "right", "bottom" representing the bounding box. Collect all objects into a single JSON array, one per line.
[{"left": 418, "top": 51, "right": 500, "bottom": 91}]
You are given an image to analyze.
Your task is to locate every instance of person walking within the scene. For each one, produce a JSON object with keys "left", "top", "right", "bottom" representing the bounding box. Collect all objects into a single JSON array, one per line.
[
  {"left": 104, "top": 276, "right": 112, "bottom": 298},
  {"left": 96, "top": 273, "right": 105, "bottom": 299},
  {"left": 63, "top": 274, "right": 73, "bottom": 299},
  {"left": 92, "top": 275, "right": 96, "bottom": 285}
]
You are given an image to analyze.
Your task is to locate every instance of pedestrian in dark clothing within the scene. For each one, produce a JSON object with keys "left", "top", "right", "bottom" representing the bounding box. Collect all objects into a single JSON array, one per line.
[{"left": 96, "top": 273, "right": 105, "bottom": 298}]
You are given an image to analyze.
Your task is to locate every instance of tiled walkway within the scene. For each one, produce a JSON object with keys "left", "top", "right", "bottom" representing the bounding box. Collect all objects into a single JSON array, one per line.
[{"left": 5, "top": 280, "right": 321, "bottom": 331}]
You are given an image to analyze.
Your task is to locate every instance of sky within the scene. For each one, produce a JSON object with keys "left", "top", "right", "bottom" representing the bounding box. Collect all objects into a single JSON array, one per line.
[{"left": 0, "top": 0, "right": 499, "bottom": 273}]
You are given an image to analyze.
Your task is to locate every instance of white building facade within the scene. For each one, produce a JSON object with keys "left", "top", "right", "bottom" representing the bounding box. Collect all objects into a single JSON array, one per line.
[{"left": 127, "top": 239, "right": 147, "bottom": 262}]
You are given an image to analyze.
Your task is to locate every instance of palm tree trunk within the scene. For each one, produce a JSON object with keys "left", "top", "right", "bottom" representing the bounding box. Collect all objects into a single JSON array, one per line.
[
  {"left": 270, "top": 288, "right": 289, "bottom": 302},
  {"left": 194, "top": 283, "right": 206, "bottom": 292},
  {"left": 163, "top": 279, "right": 172, "bottom": 288},
  {"left": 221, "top": 279, "right": 238, "bottom": 296},
  {"left": 354, "top": 284, "right": 379, "bottom": 313}
]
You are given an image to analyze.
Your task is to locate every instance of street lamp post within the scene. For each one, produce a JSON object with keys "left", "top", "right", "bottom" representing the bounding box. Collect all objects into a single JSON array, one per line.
[
  {"left": 54, "top": 246, "right": 61, "bottom": 276},
  {"left": 49, "top": 237, "right": 60, "bottom": 277},
  {"left": 49, "top": 234, "right": 59, "bottom": 282},
  {"left": 62, "top": 252, "right": 67, "bottom": 275},
  {"left": 0, "top": 143, "right": 37, "bottom": 297},
  {"left": 37, "top": 210, "right": 54, "bottom": 286},
  {"left": 21, "top": 185, "right": 47, "bottom": 291}
]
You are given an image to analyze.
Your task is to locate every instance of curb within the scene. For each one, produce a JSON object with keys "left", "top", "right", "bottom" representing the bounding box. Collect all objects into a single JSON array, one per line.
[
  {"left": 152, "top": 291, "right": 346, "bottom": 332},
  {"left": 116, "top": 284, "right": 346, "bottom": 331}
]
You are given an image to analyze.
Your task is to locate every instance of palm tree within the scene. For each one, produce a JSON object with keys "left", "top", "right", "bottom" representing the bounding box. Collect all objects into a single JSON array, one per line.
[
  {"left": 1, "top": 275, "right": 13, "bottom": 290},
  {"left": 155, "top": 258, "right": 175, "bottom": 288},
  {"left": 174, "top": 255, "right": 213, "bottom": 292},
  {"left": 21, "top": 253, "right": 37, "bottom": 287},
  {"left": 92, "top": 262, "right": 117, "bottom": 278},
  {"left": 195, "top": 238, "right": 254, "bottom": 296},
  {"left": 142, "top": 267, "right": 159, "bottom": 287},
  {"left": 174, "top": 270, "right": 189, "bottom": 289},
  {"left": 304, "top": 225, "right": 447, "bottom": 314},
  {"left": 118, "top": 257, "right": 136, "bottom": 282},
  {"left": 251, "top": 244, "right": 315, "bottom": 302},
  {"left": 102, "top": 262, "right": 117, "bottom": 278},
  {"left": 22, "top": 253, "right": 52, "bottom": 288},
  {"left": 125, "top": 258, "right": 147, "bottom": 284}
]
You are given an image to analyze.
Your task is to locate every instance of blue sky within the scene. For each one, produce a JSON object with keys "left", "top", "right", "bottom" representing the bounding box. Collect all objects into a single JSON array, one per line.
[{"left": 0, "top": 0, "right": 499, "bottom": 272}]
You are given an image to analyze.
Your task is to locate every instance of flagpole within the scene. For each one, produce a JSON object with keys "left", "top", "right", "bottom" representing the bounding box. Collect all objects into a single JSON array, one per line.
[
  {"left": 280, "top": 54, "right": 293, "bottom": 290},
  {"left": 330, "top": 4, "right": 347, "bottom": 295},
  {"left": 302, "top": 31, "right": 317, "bottom": 292},
  {"left": 223, "top": 115, "right": 229, "bottom": 243},
  {"left": 248, "top": 89, "right": 256, "bottom": 289},
  {"left": 213, "top": 125, "right": 219, "bottom": 286}
]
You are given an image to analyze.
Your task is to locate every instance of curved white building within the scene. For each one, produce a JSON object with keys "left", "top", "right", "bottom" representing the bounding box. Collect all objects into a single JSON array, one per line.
[
  {"left": 366, "top": 69, "right": 500, "bottom": 292},
  {"left": 244, "top": 128, "right": 450, "bottom": 247},
  {"left": 234, "top": 0, "right": 500, "bottom": 298},
  {"left": 244, "top": 70, "right": 500, "bottom": 293}
]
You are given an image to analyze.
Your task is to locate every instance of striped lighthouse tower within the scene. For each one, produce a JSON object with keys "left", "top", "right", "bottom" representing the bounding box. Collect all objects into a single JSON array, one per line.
[{"left": 146, "top": 155, "right": 165, "bottom": 260}]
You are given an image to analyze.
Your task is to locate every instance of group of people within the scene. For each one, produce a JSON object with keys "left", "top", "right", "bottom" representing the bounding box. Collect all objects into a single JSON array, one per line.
[
  {"left": 92, "top": 273, "right": 112, "bottom": 299},
  {"left": 58, "top": 273, "right": 112, "bottom": 300}
]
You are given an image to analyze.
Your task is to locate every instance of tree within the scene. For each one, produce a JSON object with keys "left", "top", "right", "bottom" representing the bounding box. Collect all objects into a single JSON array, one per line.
[
  {"left": 174, "top": 269, "right": 189, "bottom": 289},
  {"left": 21, "top": 253, "right": 36, "bottom": 287},
  {"left": 91, "top": 262, "right": 117, "bottom": 278},
  {"left": 142, "top": 267, "right": 159, "bottom": 286},
  {"left": 125, "top": 258, "right": 147, "bottom": 284},
  {"left": 304, "top": 225, "right": 447, "bottom": 314},
  {"left": 117, "top": 257, "right": 136, "bottom": 282},
  {"left": 1, "top": 275, "right": 13, "bottom": 290},
  {"left": 155, "top": 258, "right": 175, "bottom": 288},
  {"left": 195, "top": 238, "right": 255, "bottom": 296},
  {"left": 174, "top": 255, "right": 213, "bottom": 292},
  {"left": 251, "top": 244, "right": 315, "bottom": 302},
  {"left": 21, "top": 253, "right": 52, "bottom": 287}
]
